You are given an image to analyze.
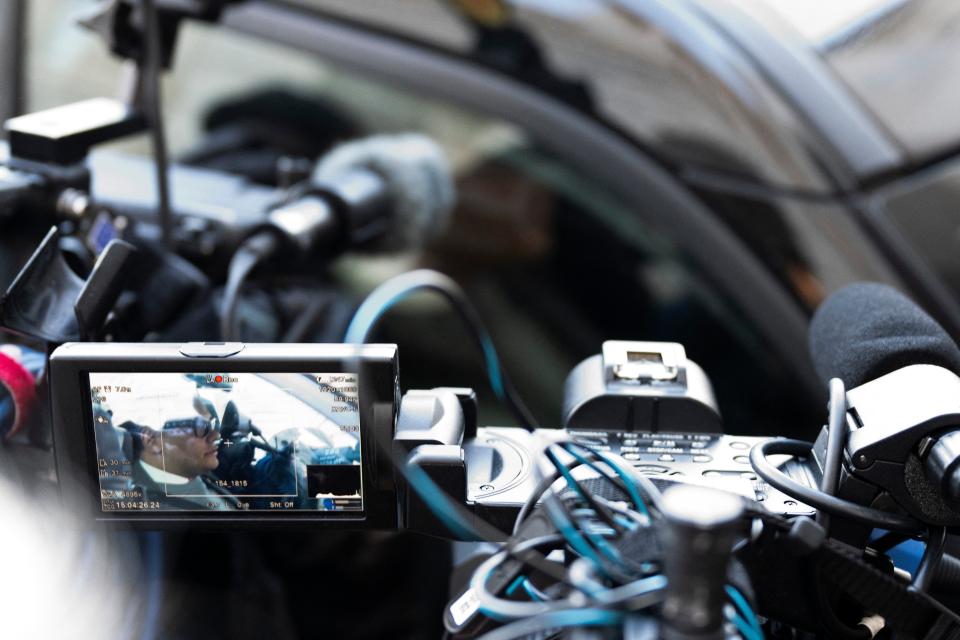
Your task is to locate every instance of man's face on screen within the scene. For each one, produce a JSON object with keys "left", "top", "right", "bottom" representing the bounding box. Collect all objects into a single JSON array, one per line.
[{"left": 160, "top": 426, "right": 220, "bottom": 478}]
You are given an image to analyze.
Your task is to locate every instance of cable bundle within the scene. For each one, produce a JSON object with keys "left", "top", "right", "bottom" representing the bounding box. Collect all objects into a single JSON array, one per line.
[
  {"left": 461, "top": 442, "right": 762, "bottom": 639},
  {"left": 346, "top": 269, "right": 763, "bottom": 637}
]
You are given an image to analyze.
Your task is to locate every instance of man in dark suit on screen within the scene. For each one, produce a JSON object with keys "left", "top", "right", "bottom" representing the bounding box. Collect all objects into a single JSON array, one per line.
[{"left": 125, "top": 413, "right": 239, "bottom": 510}]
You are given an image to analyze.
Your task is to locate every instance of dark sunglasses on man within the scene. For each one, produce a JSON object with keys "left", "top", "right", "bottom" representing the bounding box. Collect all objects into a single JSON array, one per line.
[{"left": 162, "top": 416, "right": 219, "bottom": 439}]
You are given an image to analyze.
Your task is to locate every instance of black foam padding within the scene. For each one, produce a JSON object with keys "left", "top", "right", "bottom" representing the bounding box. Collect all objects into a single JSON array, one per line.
[
  {"left": 904, "top": 454, "right": 960, "bottom": 527},
  {"left": 808, "top": 283, "right": 960, "bottom": 388}
]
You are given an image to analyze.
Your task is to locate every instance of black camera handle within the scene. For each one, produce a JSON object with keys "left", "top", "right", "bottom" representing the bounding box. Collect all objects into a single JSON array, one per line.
[{"left": 0, "top": 227, "right": 135, "bottom": 343}]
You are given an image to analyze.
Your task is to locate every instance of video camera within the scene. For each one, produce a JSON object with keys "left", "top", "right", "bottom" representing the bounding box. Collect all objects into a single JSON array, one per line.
[
  {"left": 7, "top": 100, "right": 960, "bottom": 637},
  {"left": 4, "top": 4, "right": 960, "bottom": 636},
  {"left": 49, "top": 339, "right": 809, "bottom": 533},
  {"left": 44, "top": 319, "right": 960, "bottom": 638}
]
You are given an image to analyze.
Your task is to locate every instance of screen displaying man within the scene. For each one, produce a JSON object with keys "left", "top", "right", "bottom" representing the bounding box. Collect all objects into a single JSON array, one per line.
[
  {"left": 130, "top": 415, "right": 238, "bottom": 509},
  {"left": 90, "top": 371, "right": 363, "bottom": 513}
]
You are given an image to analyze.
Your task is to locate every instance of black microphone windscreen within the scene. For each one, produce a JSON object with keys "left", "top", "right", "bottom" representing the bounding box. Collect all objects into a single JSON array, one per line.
[{"left": 808, "top": 283, "right": 960, "bottom": 388}]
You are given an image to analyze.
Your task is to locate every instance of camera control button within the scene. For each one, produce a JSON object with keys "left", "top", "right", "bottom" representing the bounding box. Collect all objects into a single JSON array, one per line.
[
  {"left": 179, "top": 342, "right": 245, "bottom": 358},
  {"left": 633, "top": 465, "right": 668, "bottom": 474}
]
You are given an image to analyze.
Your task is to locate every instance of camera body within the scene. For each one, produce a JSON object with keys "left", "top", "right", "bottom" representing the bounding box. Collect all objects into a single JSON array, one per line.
[{"left": 50, "top": 340, "right": 814, "bottom": 535}]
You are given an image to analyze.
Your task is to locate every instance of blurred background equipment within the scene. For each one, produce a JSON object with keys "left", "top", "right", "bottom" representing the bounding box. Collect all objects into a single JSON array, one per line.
[{"left": 4, "top": 0, "right": 960, "bottom": 638}]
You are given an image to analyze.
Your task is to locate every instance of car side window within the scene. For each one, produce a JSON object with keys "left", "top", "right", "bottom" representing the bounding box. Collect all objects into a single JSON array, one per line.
[{"left": 25, "top": 10, "right": 819, "bottom": 435}]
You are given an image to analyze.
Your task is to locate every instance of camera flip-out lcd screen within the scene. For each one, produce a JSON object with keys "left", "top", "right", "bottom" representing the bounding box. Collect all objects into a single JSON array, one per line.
[{"left": 89, "top": 372, "right": 362, "bottom": 513}]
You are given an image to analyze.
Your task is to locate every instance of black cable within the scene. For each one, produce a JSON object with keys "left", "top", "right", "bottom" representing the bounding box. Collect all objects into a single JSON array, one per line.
[
  {"left": 512, "top": 470, "right": 633, "bottom": 537},
  {"left": 540, "top": 483, "right": 635, "bottom": 584},
  {"left": 508, "top": 467, "right": 618, "bottom": 578},
  {"left": 389, "top": 440, "right": 574, "bottom": 587},
  {"left": 869, "top": 531, "right": 911, "bottom": 554},
  {"left": 749, "top": 438, "right": 923, "bottom": 534},
  {"left": 141, "top": 0, "right": 173, "bottom": 248},
  {"left": 508, "top": 444, "right": 663, "bottom": 586},
  {"left": 513, "top": 470, "right": 561, "bottom": 535},
  {"left": 818, "top": 378, "right": 847, "bottom": 530},
  {"left": 219, "top": 232, "right": 279, "bottom": 340},
  {"left": 346, "top": 270, "right": 539, "bottom": 429},
  {"left": 471, "top": 534, "right": 579, "bottom": 619},
  {"left": 544, "top": 446, "right": 624, "bottom": 534},
  {"left": 562, "top": 441, "right": 665, "bottom": 514},
  {"left": 913, "top": 527, "right": 947, "bottom": 593},
  {"left": 511, "top": 446, "right": 654, "bottom": 536}
]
